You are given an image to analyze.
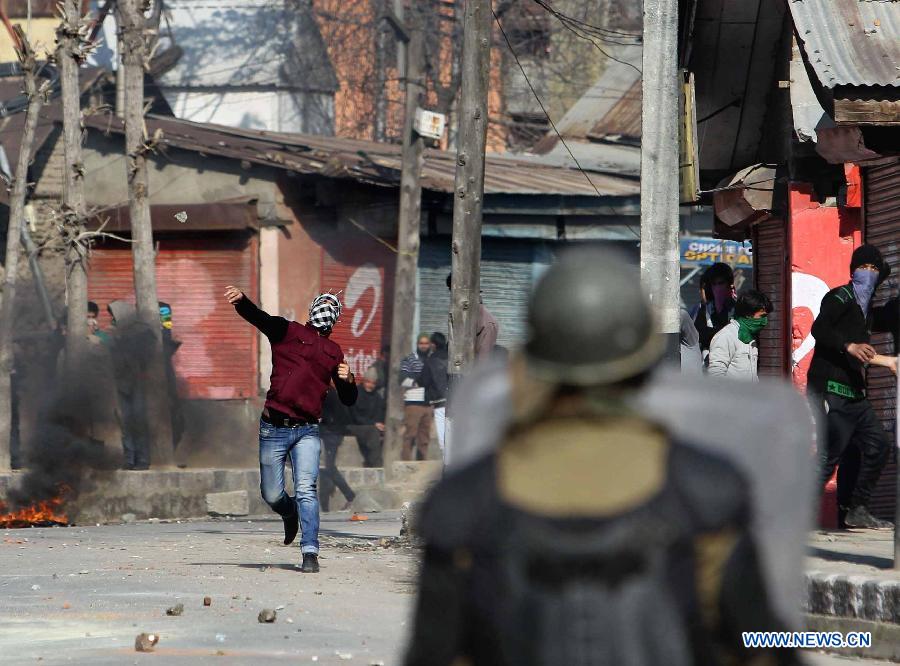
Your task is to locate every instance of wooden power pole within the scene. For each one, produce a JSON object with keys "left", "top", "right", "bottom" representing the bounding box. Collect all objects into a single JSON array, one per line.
[
  {"left": 57, "top": 0, "right": 90, "bottom": 368},
  {"left": 640, "top": 0, "right": 681, "bottom": 358},
  {"left": 383, "top": 7, "right": 425, "bottom": 476},
  {"left": 117, "top": 0, "right": 174, "bottom": 466},
  {"left": 448, "top": 0, "right": 491, "bottom": 378},
  {"left": 0, "top": 28, "right": 44, "bottom": 471}
]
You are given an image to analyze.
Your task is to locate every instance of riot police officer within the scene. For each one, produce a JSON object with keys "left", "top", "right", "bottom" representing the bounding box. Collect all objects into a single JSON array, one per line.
[{"left": 405, "top": 247, "right": 796, "bottom": 666}]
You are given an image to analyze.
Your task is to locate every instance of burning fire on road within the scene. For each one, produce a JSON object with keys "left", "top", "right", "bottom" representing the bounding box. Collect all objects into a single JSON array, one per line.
[{"left": 0, "top": 488, "right": 69, "bottom": 528}]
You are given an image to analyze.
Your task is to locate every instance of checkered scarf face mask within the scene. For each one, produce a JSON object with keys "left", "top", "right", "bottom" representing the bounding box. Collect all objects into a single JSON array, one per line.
[{"left": 308, "top": 293, "right": 342, "bottom": 332}]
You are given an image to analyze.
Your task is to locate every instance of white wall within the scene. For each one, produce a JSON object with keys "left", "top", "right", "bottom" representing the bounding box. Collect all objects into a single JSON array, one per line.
[{"left": 162, "top": 89, "right": 334, "bottom": 134}]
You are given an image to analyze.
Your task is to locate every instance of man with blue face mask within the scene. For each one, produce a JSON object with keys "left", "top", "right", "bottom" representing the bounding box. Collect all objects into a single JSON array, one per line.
[{"left": 809, "top": 244, "right": 899, "bottom": 528}]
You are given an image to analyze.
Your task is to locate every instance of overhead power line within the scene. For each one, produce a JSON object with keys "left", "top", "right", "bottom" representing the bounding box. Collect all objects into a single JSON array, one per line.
[{"left": 493, "top": 10, "right": 640, "bottom": 240}]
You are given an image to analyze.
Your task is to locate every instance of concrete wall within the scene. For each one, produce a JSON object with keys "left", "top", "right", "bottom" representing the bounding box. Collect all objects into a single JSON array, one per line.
[
  {"left": 162, "top": 89, "right": 334, "bottom": 135},
  {"left": 82, "top": 132, "right": 284, "bottom": 213}
]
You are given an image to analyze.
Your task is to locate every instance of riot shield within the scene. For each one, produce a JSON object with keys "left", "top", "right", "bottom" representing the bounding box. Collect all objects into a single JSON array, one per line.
[{"left": 446, "top": 363, "right": 816, "bottom": 628}]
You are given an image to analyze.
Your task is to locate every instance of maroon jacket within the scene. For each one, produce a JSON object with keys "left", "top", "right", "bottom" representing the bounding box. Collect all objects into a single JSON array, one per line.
[{"left": 235, "top": 297, "right": 357, "bottom": 420}]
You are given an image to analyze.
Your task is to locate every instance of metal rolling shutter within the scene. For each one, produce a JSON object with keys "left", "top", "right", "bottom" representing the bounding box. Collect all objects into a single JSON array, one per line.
[
  {"left": 753, "top": 219, "right": 788, "bottom": 378},
  {"left": 320, "top": 237, "right": 395, "bottom": 378},
  {"left": 864, "top": 160, "right": 900, "bottom": 520},
  {"left": 87, "top": 234, "right": 259, "bottom": 400},
  {"left": 417, "top": 238, "right": 551, "bottom": 351},
  {"left": 417, "top": 240, "right": 453, "bottom": 342}
]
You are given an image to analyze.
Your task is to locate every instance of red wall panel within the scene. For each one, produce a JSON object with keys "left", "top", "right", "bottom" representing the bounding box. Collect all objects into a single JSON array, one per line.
[
  {"left": 789, "top": 183, "right": 861, "bottom": 392},
  {"left": 87, "top": 235, "right": 259, "bottom": 400},
  {"left": 319, "top": 236, "right": 394, "bottom": 378}
]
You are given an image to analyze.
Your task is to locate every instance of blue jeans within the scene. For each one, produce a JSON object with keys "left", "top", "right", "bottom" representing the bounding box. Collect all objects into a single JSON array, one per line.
[{"left": 258, "top": 420, "right": 321, "bottom": 555}]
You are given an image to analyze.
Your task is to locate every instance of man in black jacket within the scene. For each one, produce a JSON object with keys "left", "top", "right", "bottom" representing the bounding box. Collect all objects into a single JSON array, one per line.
[
  {"left": 420, "top": 332, "right": 449, "bottom": 457},
  {"left": 809, "top": 244, "right": 898, "bottom": 529},
  {"left": 347, "top": 367, "right": 386, "bottom": 467}
]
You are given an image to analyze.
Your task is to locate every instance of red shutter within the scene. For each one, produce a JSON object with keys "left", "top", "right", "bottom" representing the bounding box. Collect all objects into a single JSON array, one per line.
[
  {"left": 320, "top": 236, "right": 395, "bottom": 378},
  {"left": 87, "top": 234, "right": 259, "bottom": 400},
  {"left": 864, "top": 160, "right": 900, "bottom": 520},
  {"left": 753, "top": 218, "right": 789, "bottom": 377}
]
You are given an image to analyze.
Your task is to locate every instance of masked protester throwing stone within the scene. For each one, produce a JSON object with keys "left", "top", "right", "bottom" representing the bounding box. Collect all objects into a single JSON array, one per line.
[
  {"left": 226, "top": 286, "right": 358, "bottom": 573},
  {"left": 809, "top": 244, "right": 899, "bottom": 529},
  {"left": 405, "top": 247, "right": 796, "bottom": 666}
]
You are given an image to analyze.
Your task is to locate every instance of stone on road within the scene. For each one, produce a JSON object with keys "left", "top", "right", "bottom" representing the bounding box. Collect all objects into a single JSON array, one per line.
[{"left": 0, "top": 512, "right": 416, "bottom": 664}]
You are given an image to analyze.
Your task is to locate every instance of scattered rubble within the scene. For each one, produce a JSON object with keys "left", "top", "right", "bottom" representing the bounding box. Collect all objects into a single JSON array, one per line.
[
  {"left": 257, "top": 609, "right": 277, "bottom": 623},
  {"left": 134, "top": 633, "right": 160, "bottom": 652},
  {"left": 165, "top": 603, "right": 184, "bottom": 616}
]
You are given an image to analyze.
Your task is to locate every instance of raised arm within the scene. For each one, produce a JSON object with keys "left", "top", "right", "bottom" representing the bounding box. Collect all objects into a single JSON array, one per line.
[{"left": 225, "top": 286, "right": 288, "bottom": 343}]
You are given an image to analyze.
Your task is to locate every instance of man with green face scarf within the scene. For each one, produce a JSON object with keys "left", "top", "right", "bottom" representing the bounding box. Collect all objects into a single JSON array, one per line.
[{"left": 707, "top": 290, "right": 773, "bottom": 381}]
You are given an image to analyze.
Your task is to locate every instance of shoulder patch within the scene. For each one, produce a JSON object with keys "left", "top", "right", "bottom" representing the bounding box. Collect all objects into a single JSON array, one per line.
[{"left": 835, "top": 286, "right": 854, "bottom": 304}]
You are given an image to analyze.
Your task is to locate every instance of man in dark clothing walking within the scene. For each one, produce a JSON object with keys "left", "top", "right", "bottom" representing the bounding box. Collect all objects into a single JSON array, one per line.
[
  {"left": 400, "top": 334, "right": 433, "bottom": 461},
  {"left": 420, "top": 332, "right": 449, "bottom": 456},
  {"left": 347, "top": 367, "right": 386, "bottom": 467},
  {"left": 319, "top": 387, "right": 356, "bottom": 512},
  {"left": 226, "top": 286, "right": 358, "bottom": 573},
  {"left": 107, "top": 300, "right": 155, "bottom": 470},
  {"left": 809, "top": 244, "right": 898, "bottom": 529}
]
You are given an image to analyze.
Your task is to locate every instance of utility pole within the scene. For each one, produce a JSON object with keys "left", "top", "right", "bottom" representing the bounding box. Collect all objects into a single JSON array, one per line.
[
  {"left": 57, "top": 0, "right": 90, "bottom": 369},
  {"left": 383, "top": 5, "right": 425, "bottom": 477},
  {"left": 117, "top": 0, "right": 174, "bottom": 466},
  {"left": 448, "top": 0, "right": 491, "bottom": 378},
  {"left": 640, "top": 0, "right": 681, "bottom": 359},
  {"left": 0, "top": 28, "right": 44, "bottom": 471}
]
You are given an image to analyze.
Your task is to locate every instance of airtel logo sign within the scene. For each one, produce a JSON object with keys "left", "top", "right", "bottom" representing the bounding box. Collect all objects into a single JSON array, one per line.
[{"left": 343, "top": 264, "right": 381, "bottom": 338}]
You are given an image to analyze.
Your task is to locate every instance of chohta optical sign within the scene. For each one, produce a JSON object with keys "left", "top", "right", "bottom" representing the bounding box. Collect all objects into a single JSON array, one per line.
[{"left": 680, "top": 237, "right": 753, "bottom": 268}]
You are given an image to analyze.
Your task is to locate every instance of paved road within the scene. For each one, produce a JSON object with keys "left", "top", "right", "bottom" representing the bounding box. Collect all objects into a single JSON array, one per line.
[
  {"left": 0, "top": 512, "right": 417, "bottom": 665},
  {"left": 2, "top": 514, "right": 894, "bottom": 665}
]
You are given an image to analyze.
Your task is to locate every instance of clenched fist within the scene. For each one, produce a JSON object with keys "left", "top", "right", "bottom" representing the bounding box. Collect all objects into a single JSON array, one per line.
[
  {"left": 224, "top": 286, "right": 244, "bottom": 305},
  {"left": 336, "top": 363, "right": 352, "bottom": 382}
]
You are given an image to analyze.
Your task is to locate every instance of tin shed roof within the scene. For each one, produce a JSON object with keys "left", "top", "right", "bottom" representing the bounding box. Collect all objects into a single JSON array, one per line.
[
  {"left": 80, "top": 112, "right": 639, "bottom": 198},
  {"left": 789, "top": 0, "right": 900, "bottom": 88}
]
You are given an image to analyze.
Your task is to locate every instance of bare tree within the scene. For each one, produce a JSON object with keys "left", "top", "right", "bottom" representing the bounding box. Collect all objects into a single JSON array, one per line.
[
  {"left": 0, "top": 28, "right": 48, "bottom": 470},
  {"left": 56, "top": 0, "right": 92, "bottom": 369},
  {"left": 116, "top": 0, "right": 174, "bottom": 467}
]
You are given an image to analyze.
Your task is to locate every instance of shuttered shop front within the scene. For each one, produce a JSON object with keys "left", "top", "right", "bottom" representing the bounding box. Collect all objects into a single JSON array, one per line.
[
  {"left": 88, "top": 234, "right": 259, "bottom": 400},
  {"left": 418, "top": 238, "right": 554, "bottom": 349},
  {"left": 864, "top": 160, "right": 900, "bottom": 520},
  {"left": 753, "top": 219, "right": 789, "bottom": 378}
]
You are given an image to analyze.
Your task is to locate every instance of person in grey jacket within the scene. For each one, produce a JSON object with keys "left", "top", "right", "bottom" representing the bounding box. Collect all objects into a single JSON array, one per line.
[{"left": 707, "top": 290, "right": 772, "bottom": 381}]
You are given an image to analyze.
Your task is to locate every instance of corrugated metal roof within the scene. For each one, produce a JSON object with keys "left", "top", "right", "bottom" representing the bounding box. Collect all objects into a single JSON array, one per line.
[
  {"left": 80, "top": 112, "right": 639, "bottom": 198},
  {"left": 535, "top": 60, "right": 642, "bottom": 146},
  {"left": 789, "top": 0, "right": 900, "bottom": 88},
  {"left": 529, "top": 55, "right": 642, "bottom": 177},
  {"left": 0, "top": 66, "right": 104, "bottom": 203},
  {"left": 589, "top": 79, "right": 641, "bottom": 139}
]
